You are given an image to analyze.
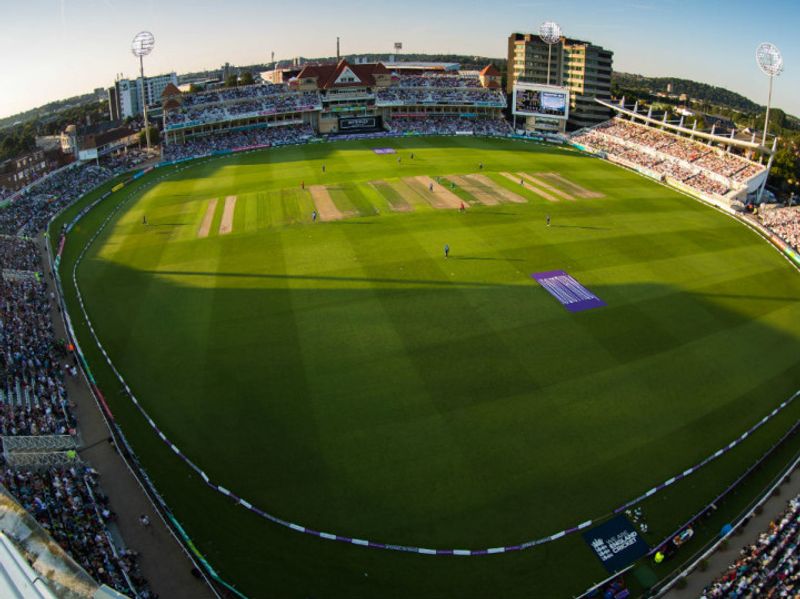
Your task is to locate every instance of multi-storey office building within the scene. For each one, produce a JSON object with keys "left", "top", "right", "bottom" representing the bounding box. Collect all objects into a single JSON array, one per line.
[{"left": 507, "top": 32, "right": 613, "bottom": 130}]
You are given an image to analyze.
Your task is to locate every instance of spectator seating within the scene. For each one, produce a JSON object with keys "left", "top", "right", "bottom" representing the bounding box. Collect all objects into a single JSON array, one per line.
[
  {"left": 163, "top": 124, "right": 315, "bottom": 162},
  {"left": 0, "top": 166, "right": 114, "bottom": 236},
  {"left": 0, "top": 464, "right": 148, "bottom": 595},
  {"left": 385, "top": 116, "right": 511, "bottom": 136},
  {"left": 166, "top": 84, "right": 321, "bottom": 129},
  {"left": 760, "top": 205, "right": 800, "bottom": 251},
  {"left": 377, "top": 87, "right": 506, "bottom": 108},
  {"left": 0, "top": 217, "right": 149, "bottom": 595},
  {"left": 702, "top": 494, "right": 800, "bottom": 598},
  {"left": 578, "top": 118, "right": 765, "bottom": 187}
]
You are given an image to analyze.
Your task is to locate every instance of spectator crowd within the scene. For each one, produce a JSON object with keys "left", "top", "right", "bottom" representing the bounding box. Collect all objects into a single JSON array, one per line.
[
  {"left": 166, "top": 83, "right": 321, "bottom": 128},
  {"left": 385, "top": 116, "right": 511, "bottom": 136},
  {"left": 0, "top": 170, "right": 153, "bottom": 594},
  {"left": 0, "top": 464, "right": 148, "bottom": 596},
  {"left": 163, "top": 124, "right": 315, "bottom": 162},
  {"left": 572, "top": 118, "right": 766, "bottom": 194},
  {"left": 393, "top": 75, "right": 483, "bottom": 88},
  {"left": 377, "top": 87, "right": 506, "bottom": 108},
  {"left": 759, "top": 205, "right": 800, "bottom": 252},
  {"left": 702, "top": 494, "right": 800, "bottom": 598},
  {"left": 0, "top": 166, "right": 114, "bottom": 236}
]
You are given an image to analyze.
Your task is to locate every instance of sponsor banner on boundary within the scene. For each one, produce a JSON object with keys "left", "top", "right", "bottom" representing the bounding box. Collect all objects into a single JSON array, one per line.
[
  {"left": 582, "top": 515, "right": 649, "bottom": 573},
  {"left": 531, "top": 270, "right": 605, "bottom": 312}
]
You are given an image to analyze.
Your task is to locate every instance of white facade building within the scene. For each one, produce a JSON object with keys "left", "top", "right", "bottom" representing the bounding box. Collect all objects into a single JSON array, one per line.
[{"left": 111, "top": 72, "right": 178, "bottom": 119}]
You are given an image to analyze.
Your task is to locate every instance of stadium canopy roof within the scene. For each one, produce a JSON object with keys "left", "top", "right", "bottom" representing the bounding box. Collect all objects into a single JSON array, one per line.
[
  {"left": 383, "top": 61, "right": 460, "bottom": 72},
  {"left": 596, "top": 98, "right": 775, "bottom": 155},
  {"left": 0, "top": 484, "right": 123, "bottom": 598},
  {"left": 0, "top": 532, "right": 58, "bottom": 599}
]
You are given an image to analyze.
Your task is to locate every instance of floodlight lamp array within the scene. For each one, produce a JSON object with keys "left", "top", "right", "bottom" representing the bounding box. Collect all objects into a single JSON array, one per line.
[
  {"left": 538, "top": 21, "right": 562, "bottom": 45},
  {"left": 756, "top": 42, "right": 783, "bottom": 77},
  {"left": 131, "top": 31, "right": 155, "bottom": 58}
]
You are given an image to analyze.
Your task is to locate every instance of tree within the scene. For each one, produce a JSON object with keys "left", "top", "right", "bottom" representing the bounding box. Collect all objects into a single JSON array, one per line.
[
  {"left": 770, "top": 147, "right": 799, "bottom": 191},
  {"left": 240, "top": 71, "right": 255, "bottom": 86},
  {"left": 139, "top": 126, "right": 160, "bottom": 147},
  {"left": 225, "top": 74, "right": 239, "bottom": 88},
  {"left": 189, "top": 83, "right": 205, "bottom": 94}
]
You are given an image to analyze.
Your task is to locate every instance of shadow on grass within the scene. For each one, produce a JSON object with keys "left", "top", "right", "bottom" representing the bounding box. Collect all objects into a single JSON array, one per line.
[
  {"left": 449, "top": 256, "right": 524, "bottom": 262},
  {"left": 550, "top": 224, "right": 611, "bottom": 231},
  {"left": 73, "top": 257, "right": 800, "bottom": 599}
]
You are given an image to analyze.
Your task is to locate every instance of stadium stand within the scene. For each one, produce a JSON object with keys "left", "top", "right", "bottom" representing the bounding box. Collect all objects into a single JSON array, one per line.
[
  {"left": 1, "top": 166, "right": 112, "bottom": 237},
  {"left": 571, "top": 117, "right": 767, "bottom": 199},
  {"left": 393, "top": 75, "right": 483, "bottom": 88},
  {"left": 759, "top": 205, "right": 800, "bottom": 252},
  {"left": 0, "top": 263, "right": 77, "bottom": 437},
  {"left": 162, "top": 123, "right": 315, "bottom": 162},
  {"left": 0, "top": 164, "right": 157, "bottom": 596},
  {"left": 162, "top": 64, "right": 507, "bottom": 145},
  {"left": 385, "top": 116, "right": 511, "bottom": 136},
  {"left": 376, "top": 85, "right": 506, "bottom": 107},
  {"left": 164, "top": 82, "right": 321, "bottom": 133},
  {"left": 701, "top": 493, "right": 800, "bottom": 598},
  {"left": 166, "top": 89, "right": 320, "bottom": 127},
  {"left": 0, "top": 464, "right": 148, "bottom": 595}
]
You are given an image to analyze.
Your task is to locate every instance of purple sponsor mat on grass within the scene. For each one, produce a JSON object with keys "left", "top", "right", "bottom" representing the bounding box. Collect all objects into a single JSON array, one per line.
[
  {"left": 532, "top": 270, "right": 605, "bottom": 312},
  {"left": 372, "top": 147, "right": 396, "bottom": 154}
]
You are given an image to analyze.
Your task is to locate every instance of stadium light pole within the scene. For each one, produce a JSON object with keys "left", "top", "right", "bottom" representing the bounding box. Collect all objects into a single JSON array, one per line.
[
  {"left": 756, "top": 42, "right": 783, "bottom": 147},
  {"left": 538, "top": 21, "right": 562, "bottom": 86},
  {"left": 132, "top": 31, "right": 156, "bottom": 151}
]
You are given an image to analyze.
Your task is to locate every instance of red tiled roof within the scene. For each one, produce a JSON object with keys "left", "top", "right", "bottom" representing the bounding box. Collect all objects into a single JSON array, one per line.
[
  {"left": 161, "top": 83, "right": 181, "bottom": 98},
  {"left": 296, "top": 60, "right": 389, "bottom": 89}
]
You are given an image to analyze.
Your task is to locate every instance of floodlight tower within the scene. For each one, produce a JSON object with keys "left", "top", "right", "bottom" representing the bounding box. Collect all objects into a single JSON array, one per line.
[
  {"left": 131, "top": 31, "right": 156, "bottom": 151},
  {"left": 538, "top": 21, "right": 562, "bottom": 86},
  {"left": 756, "top": 42, "right": 783, "bottom": 147}
]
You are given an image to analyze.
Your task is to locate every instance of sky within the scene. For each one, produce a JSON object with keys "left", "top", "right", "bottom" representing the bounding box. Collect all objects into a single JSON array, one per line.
[{"left": 0, "top": 0, "right": 798, "bottom": 119}]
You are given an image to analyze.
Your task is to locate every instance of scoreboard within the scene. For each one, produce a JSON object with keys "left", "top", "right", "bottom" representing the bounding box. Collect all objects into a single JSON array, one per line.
[
  {"left": 512, "top": 84, "right": 569, "bottom": 120},
  {"left": 339, "top": 116, "right": 381, "bottom": 131}
]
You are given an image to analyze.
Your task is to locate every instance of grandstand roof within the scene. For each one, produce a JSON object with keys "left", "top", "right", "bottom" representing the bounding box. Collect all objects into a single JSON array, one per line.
[
  {"left": 596, "top": 98, "right": 775, "bottom": 154},
  {"left": 295, "top": 60, "right": 390, "bottom": 89},
  {"left": 0, "top": 532, "right": 57, "bottom": 599},
  {"left": 161, "top": 83, "right": 181, "bottom": 98},
  {"left": 383, "top": 61, "right": 460, "bottom": 73},
  {"left": 163, "top": 98, "right": 181, "bottom": 111},
  {"left": 480, "top": 64, "right": 500, "bottom": 77}
]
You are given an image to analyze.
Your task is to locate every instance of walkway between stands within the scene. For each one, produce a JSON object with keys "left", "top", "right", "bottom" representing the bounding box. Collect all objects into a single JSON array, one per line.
[
  {"left": 664, "top": 463, "right": 800, "bottom": 598},
  {"left": 36, "top": 233, "right": 217, "bottom": 599}
]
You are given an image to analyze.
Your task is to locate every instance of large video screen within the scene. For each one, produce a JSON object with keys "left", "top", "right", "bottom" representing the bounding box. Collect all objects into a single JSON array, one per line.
[
  {"left": 340, "top": 116, "right": 379, "bottom": 130},
  {"left": 513, "top": 85, "right": 569, "bottom": 119}
]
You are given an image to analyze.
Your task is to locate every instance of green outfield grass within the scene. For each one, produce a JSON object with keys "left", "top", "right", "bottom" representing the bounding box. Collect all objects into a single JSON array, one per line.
[{"left": 55, "top": 137, "right": 800, "bottom": 598}]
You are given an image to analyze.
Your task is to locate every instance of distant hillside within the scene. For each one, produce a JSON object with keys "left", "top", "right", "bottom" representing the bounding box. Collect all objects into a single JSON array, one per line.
[
  {"left": 611, "top": 72, "right": 762, "bottom": 113},
  {"left": 0, "top": 92, "right": 102, "bottom": 130},
  {"left": 182, "top": 53, "right": 507, "bottom": 83}
]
